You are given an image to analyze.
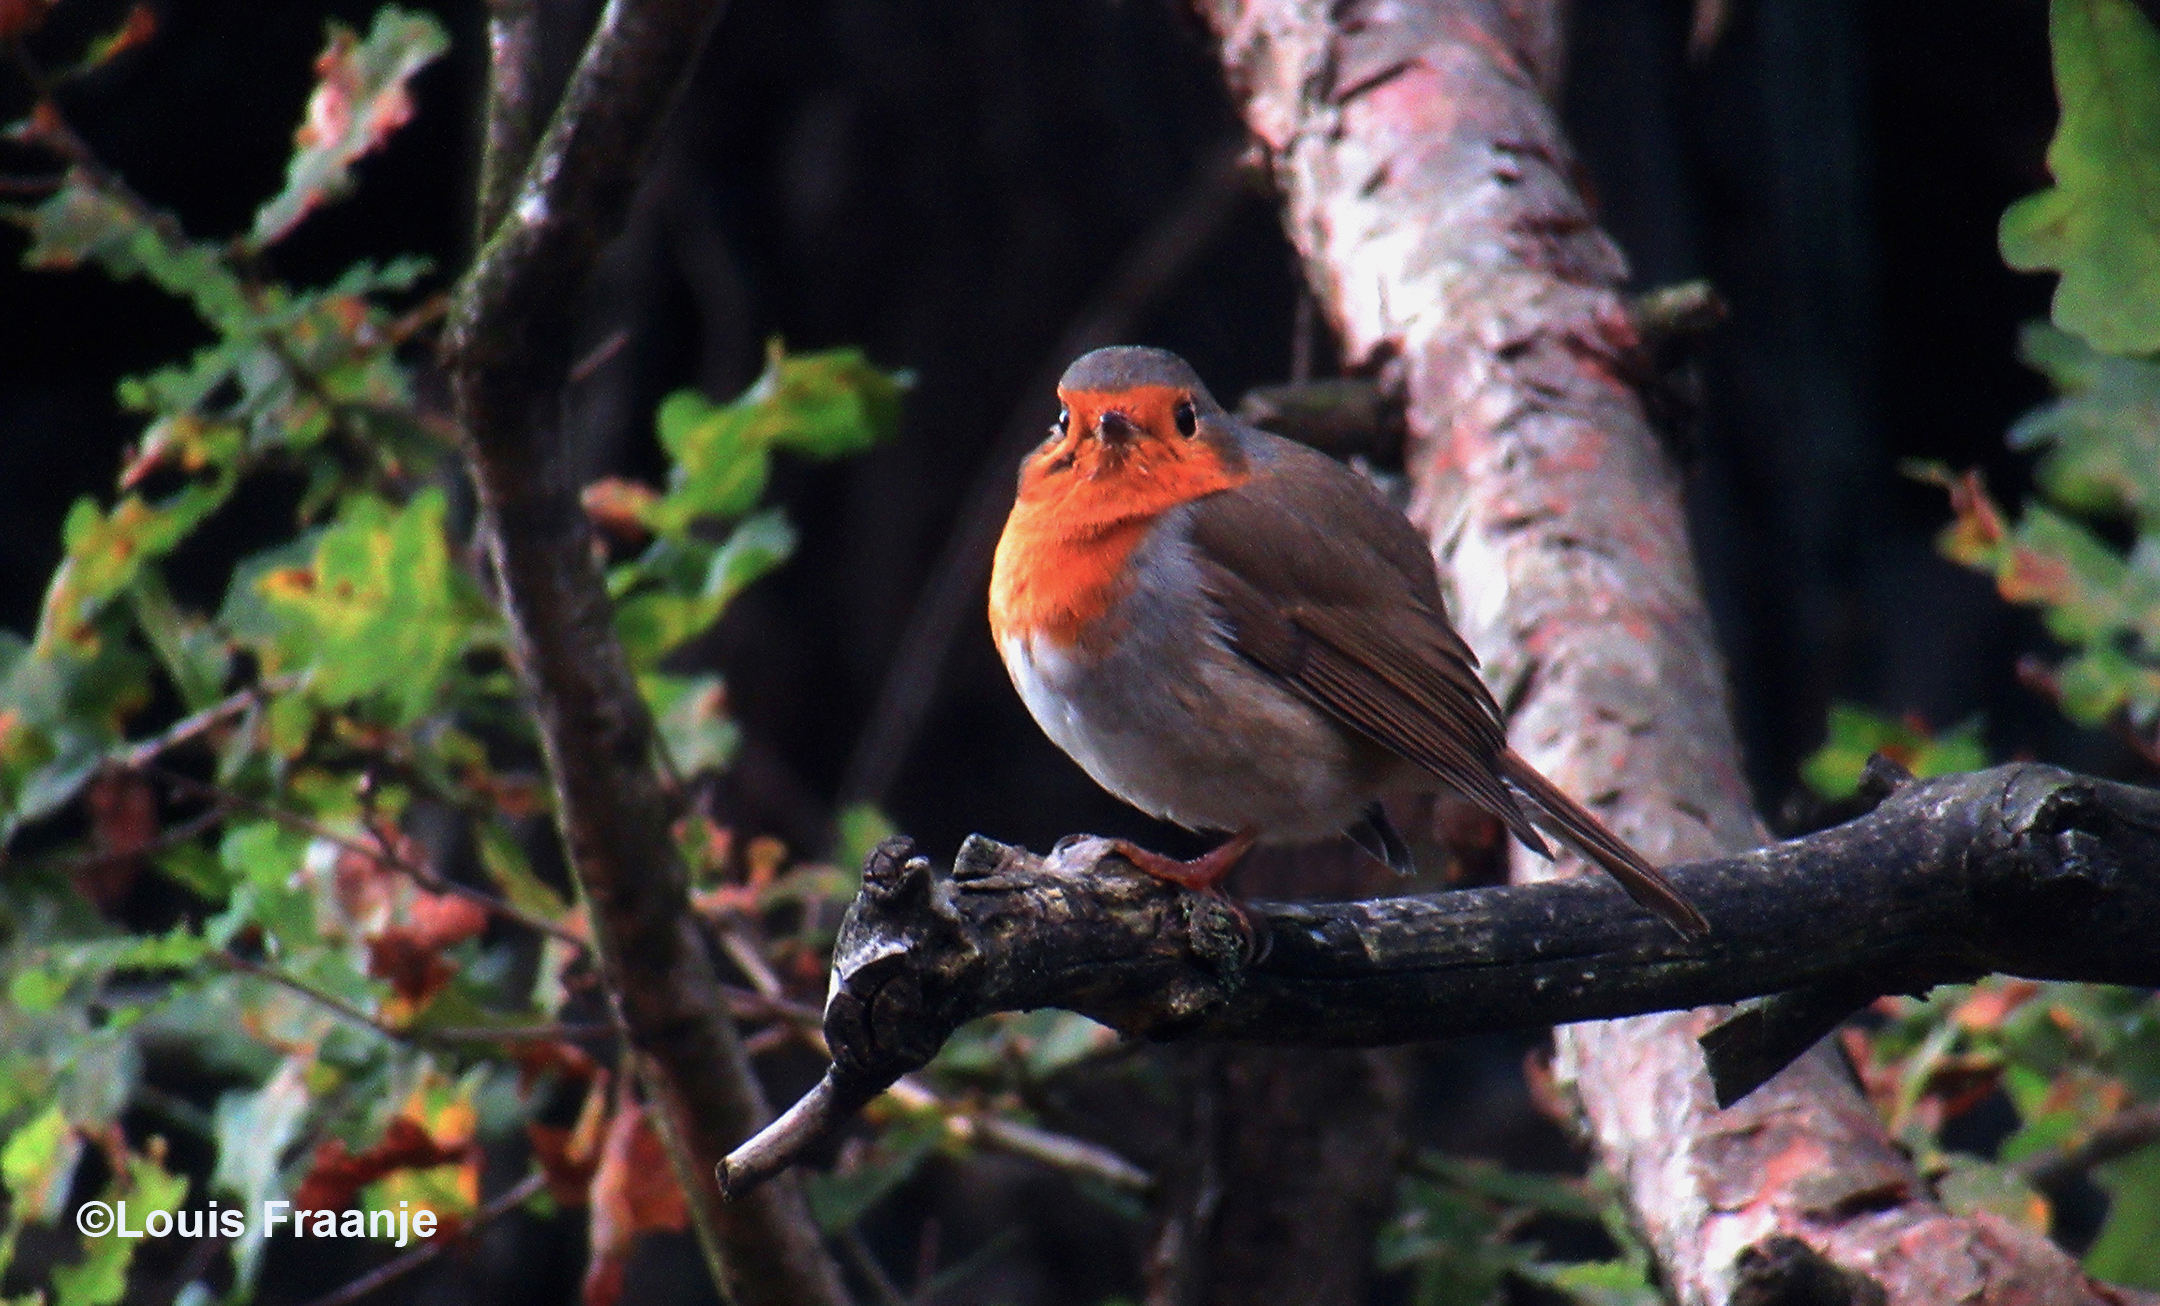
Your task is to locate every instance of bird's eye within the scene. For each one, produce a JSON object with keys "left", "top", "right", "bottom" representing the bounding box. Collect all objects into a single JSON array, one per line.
[
  {"left": 1173, "top": 401, "right": 1197, "bottom": 437},
  {"left": 1056, "top": 406, "right": 1070, "bottom": 434}
]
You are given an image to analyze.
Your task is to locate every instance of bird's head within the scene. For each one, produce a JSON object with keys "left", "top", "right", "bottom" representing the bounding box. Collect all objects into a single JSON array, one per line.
[{"left": 1016, "top": 346, "right": 1246, "bottom": 505}]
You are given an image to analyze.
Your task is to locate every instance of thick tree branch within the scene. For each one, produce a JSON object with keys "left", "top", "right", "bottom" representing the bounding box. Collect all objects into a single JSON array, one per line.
[
  {"left": 442, "top": 4, "right": 851, "bottom": 1305},
  {"left": 722, "top": 763, "right": 2160, "bottom": 1196}
]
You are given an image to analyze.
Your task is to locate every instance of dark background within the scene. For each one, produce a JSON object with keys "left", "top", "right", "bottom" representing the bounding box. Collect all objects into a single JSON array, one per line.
[{"left": 0, "top": 1, "right": 2114, "bottom": 1301}]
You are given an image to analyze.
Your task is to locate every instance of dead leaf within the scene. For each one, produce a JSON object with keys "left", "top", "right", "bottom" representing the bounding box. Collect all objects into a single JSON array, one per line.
[
  {"left": 528, "top": 1074, "right": 610, "bottom": 1207},
  {"left": 295, "top": 1116, "right": 465, "bottom": 1212},
  {"left": 77, "top": 766, "right": 157, "bottom": 911},
  {"left": 583, "top": 1099, "right": 688, "bottom": 1306}
]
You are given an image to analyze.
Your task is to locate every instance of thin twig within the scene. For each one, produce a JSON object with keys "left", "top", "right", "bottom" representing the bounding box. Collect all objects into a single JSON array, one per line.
[
  {"left": 149, "top": 765, "right": 587, "bottom": 949},
  {"left": 288, "top": 1170, "right": 549, "bottom": 1306},
  {"left": 216, "top": 951, "right": 613, "bottom": 1048},
  {"left": 31, "top": 803, "right": 230, "bottom": 880},
  {"left": 2013, "top": 1100, "right": 2160, "bottom": 1190},
  {"left": 884, "top": 1077, "right": 1153, "bottom": 1194},
  {"left": 840, "top": 1228, "right": 911, "bottom": 1306},
  {"left": 115, "top": 678, "right": 300, "bottom": 770}
]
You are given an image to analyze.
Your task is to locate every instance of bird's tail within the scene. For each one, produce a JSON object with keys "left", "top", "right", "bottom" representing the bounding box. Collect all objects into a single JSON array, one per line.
[{"left": 1496, "top": 750, "right": 1710, "bottom": 938}]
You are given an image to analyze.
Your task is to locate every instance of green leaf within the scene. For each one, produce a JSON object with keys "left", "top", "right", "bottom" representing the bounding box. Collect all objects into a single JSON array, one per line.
[
  {"left": 248, "top": 8, "right": 450, "bottom": 249},
  {"left": 213, "top": 1056, "right": 313, "bottom": 1292},
  {"left": 833, "top": 803, "right": 897, "bottom": 875},
  {"left": 37, "top": 484, "right": 233, "bottom": 655},
  {"left": 2087, "top": 1142, "right": 2160, "bottom": 1289},
  {"left": 1516, "top": 1260, "right": 1661, "bottom": 1306},
  {"left": 802, "top": 1114, "right": 942, "bottom": 1231},
  {"left": 643, "top": 672, "right": 739, "bottom": 777},
  {"left": 932, "top": 1010, "right": 1117, "bottom": 1082},
  {"left": 649, "top": 345, "right": 904, "bottom": 535},
  {"left": 613, "top": 510, "right": 795, "bottom": 670},
  {"left": 2012, "top": 323, "right": 2160, "bottom": 532},
  {"left": 251, "top": 491, "right": 487, "bottom": 724},
  {"left": 1413, "top": 1154, "right": 1603, "bottom": 1224},
  {"left": 1, "top": 1104, "right": 81, "bottom": 1225},
  {"left": 15, "top": 178, "right": 250, "bottom": 329},
  {"left": 213, "top": 821, "right": 316, "bottom": 949},
  {"left": 49, "top": 1146, "right": 188, "bottom": 1306},
  {"left": 1998, "top": 0, "right": 2160, "bottom": 354},
  {"left": 1935, "top": 1154, "right": 2051, "bottom": 1232},
  {"left": 128, "top": 569, "right": 230, "bottom": 713},
  {"left": 474, "top": 822, "right": 567, "bottom": 921},
  {"left": 1800, "top": 705, "right": 1989, "bottom": 800},
  {"left": 0, "top": 625, "right": 154, "bottom": 840}
]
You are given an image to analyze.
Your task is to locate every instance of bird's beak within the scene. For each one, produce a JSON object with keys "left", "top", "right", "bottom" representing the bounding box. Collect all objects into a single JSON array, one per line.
[{"left": 1094, "top": 410, "right": 1139, "bottom": 446}]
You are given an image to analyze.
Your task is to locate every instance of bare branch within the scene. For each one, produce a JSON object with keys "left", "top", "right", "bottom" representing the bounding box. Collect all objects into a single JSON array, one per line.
[
  {"left": 288, "top": 1171, "right": 549, "bottom": 1306},
  {"left": 441, "top": 2, "right": 850, "bottom": 1303},
  {"left": 721, "top": 763, "right": 2160, "bottom": 1197}
]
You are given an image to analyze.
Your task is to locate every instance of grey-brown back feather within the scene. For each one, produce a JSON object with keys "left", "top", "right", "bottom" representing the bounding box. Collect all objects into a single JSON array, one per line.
[{"left": 1187, "top": 424, "right": 1709, "bottom": 938}]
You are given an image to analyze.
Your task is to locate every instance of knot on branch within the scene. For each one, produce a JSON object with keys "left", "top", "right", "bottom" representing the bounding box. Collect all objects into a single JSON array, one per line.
[
  {"left": 824, "top": 837, "right": 981, "bottom": 1085},
  {"left": 1731, "top": 1235, "right": 1887, "bottom": 1306}
]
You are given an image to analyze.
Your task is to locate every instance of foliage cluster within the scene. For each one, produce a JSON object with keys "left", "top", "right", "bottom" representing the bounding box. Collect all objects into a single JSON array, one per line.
[
  {"left": 1794, "top": 0, "right": 2160, "bottom": 1294},
  {"left": 0, "top": 10, "right": 928, "bottom": 1306}
]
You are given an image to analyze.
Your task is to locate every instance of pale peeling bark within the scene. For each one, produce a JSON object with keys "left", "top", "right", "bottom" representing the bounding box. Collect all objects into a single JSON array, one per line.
[{"left": 1195, "top": 1, "right": 2140, "bottom": 1301}]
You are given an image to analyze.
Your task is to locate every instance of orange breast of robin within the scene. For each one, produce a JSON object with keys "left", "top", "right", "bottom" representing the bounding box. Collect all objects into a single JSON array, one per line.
[{"left": 990, "top": 386, "right": 1249, "bottom": 654}]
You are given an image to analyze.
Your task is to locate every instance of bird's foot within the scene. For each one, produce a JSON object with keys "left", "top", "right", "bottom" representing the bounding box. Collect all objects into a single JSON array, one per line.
[
  {"left": 1107, "top": 829, "right": 1257, "bottom": 892},
  {"left": 1108, "top": 831, "right": 1269, "bottom": 964}
]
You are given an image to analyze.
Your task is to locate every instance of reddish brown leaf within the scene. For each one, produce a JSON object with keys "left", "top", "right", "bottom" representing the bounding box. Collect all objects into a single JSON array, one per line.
[
  {"left": 1954, "top": 980, "right": 2042, "bottom": 1032},
  {"left": 512, "top": 1039, "right": 603, "bottom": 1092},
  {"left": 407, "top": 890, "right": 488, "bottom": 950},
  {"left": 527, "top": 1075, "right": 610, "bottom": 1207},
  {"left": 580, "top": 479, "right": 659, "bottom": 545},
  {"left": 0, "top": 0, "right": 56, "bottom": 42},
  {"left": 1935, "top": 466, "right": 2009, "bottom": 566},
  {"left": 295, "top": 1116, "right": 466, "bottom": 1213},
  {"left": 76, "top": 766, "right": 157, "bottom": 911},
  {"left": 365, "top": 929, "right": 457, "bottom": 1007},
  {"left": 582, "top": 1100, "right": 688, "bottom": 1306}
]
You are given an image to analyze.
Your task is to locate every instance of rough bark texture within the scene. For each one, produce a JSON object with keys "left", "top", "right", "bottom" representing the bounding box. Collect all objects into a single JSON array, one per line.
[
  {"left": 720, "top": 763, "right": 2160, "bottom": 1210},
  {"left": 442, "top": 3, "right": 851, "bottom": 1304},
  {"left": 1143, "top": 845, "right": 1412, "bottom": 1306},
  {"left": 1193, "top": 1, "right": 2147, "bottom": 1302}
]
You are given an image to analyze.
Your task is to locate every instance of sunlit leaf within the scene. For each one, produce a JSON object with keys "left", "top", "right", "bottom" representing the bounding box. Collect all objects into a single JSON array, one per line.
[
  {"left": 252, "top": 491, "right": 488, "bottom": 724},
  {"left": 38, "top": 485, "right": 233, "bottom": 655},
  {"left": 648, "top": 345, "right": 904, "bottom": 535},
  {"left": 248, "top": 8, "right": 449, "bottom": 249},
  {"left": 50, "top": 1144, "right": 187, "bottom": 1306},
  {"left": 1, "top": 1104, "right": 81, "bottom": 1225},
  {"left": 1999, "top": 0, "right": 2160, "bottom": 354},
  {"left": 1800, "top": 705, "right": 1988, "bottom": 800}
]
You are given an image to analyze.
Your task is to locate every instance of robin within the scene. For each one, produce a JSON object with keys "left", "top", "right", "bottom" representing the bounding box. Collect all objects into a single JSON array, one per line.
[{"left": 988, "top": 345, "right": 1709, "bottom": 938}]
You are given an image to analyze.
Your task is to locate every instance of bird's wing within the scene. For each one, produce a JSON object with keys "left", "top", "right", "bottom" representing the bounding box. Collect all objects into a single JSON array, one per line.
[
  {"left": 1186, "top": 432, "right": 1708, "bottom": 938},
  {"left": 1181, "top": 437, "right": 1543, "bottom": 849}
]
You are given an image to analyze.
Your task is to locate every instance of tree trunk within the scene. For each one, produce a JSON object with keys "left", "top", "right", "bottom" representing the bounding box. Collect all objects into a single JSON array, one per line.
[{"left": 1194, "top": 1, "right": 2141, "bottom": 1301}]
